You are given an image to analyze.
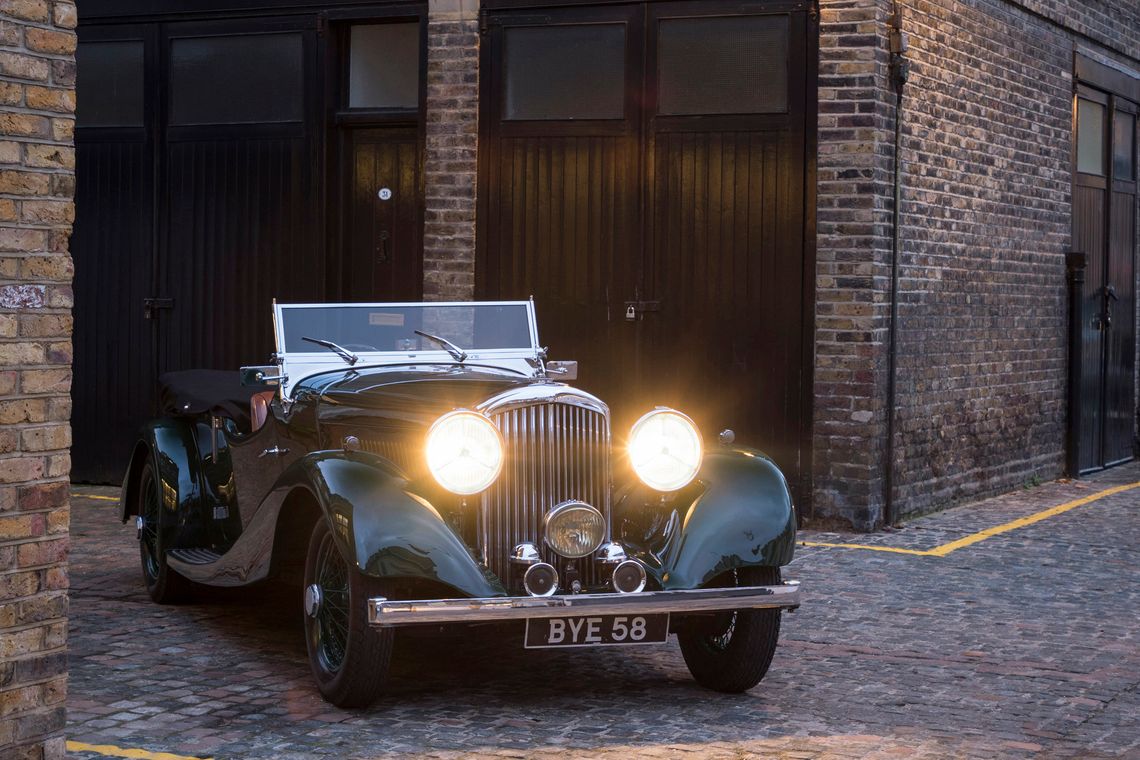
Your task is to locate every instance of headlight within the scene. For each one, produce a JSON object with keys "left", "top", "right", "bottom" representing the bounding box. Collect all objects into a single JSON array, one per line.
[
  {"left": 544, "top": 501, "right": 606, "bottom": 558},
  {"left": 628, "top": 408, "right": 702, "bottom": 492},
  {"left": 425, "top": 411, "right": 504, "bottom": 495}
]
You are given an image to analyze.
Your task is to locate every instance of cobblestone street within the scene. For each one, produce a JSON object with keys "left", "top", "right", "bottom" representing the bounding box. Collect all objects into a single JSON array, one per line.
[{"left": 65, "top": 464, "right": 1140, "bottom": 759}]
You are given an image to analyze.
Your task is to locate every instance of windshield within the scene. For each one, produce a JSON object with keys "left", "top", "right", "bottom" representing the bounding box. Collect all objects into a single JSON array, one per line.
[{"left": 272, "top": 301, "right": 540, "bottom": 396}]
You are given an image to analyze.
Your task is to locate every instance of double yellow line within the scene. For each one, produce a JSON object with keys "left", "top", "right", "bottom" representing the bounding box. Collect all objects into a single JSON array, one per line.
[{"left": 803, "top": 480, "right": 1140, "bottom": 557}]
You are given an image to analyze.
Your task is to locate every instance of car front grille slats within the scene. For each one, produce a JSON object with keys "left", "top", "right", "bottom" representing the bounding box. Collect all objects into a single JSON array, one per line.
[{"left": 482, "top": 401, "right": 611, "bottom": 590}]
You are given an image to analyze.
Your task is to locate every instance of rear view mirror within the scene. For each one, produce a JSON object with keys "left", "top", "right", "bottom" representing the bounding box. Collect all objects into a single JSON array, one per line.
[
  {"left": 240, "top": 365, "right": 283, "bottom": 386},
  {"left": 546, "top": 361, "right": 578, "bottom": 381}
]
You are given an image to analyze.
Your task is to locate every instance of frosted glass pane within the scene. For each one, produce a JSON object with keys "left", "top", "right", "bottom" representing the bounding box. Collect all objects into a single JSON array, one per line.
[
  {"left": 77, "top": 41, "right": 144, "bottom": 127},
  {"left": 349, "top": 23, "right": 420, "bottom": 109},
  {"left": 171, "top": 34, "right": 303, "bottom": 125},
  {"left": 503, "top": 25, "right": 625, "bottom": 121},
  {"left": 658, "top": 16, "right": 788, "bottom": 115},
  {"left": 1113, "top": 111, "right": 1135, "bottom": 181},
  {"left": 1077, "top": 98, "right": 1106, "bottom": 176}
]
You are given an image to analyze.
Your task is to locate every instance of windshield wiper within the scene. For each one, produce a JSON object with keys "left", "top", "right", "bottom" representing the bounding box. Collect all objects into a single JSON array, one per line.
[
  {"left": 414, "top": 330, "right": 468, "bottom": 363},
  {"left": 301, "top": 336, "right": 358, "bottom": 366}
]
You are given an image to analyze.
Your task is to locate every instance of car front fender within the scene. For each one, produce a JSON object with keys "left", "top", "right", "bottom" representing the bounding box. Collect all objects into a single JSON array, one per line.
[
  {"left": 273, "top": 451, "right": 507, "bottom": 599},
  {"left": 616, "top": 446, "right": 796, "bottom": 590}
]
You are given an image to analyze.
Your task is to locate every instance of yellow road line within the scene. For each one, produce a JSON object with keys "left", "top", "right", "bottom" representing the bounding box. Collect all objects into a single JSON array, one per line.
[
  {"left": 66, "top": 741, "right": 212, "bottom": 760},
  {"left": 71, "top": 492, "right": 119, "bottom": 502},
  {"left": 800, "top": 540, "right": 932, "bottom": 556},
  {"left": 802, "top": 480, "right": 1140, "bottom": 558}
]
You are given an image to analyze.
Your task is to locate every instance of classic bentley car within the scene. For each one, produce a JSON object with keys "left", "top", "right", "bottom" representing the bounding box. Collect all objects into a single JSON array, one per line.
[{"left": 120, "top": 301, "right": 800, "bottom": 706}]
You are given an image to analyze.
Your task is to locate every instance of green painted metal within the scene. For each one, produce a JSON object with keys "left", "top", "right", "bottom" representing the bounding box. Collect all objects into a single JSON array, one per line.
[
  {"left": 616, "top": 446, "right": 796, "bottom": 590},
  {"left": 273, "top": 451, "right": 507, "bottom": 599}
]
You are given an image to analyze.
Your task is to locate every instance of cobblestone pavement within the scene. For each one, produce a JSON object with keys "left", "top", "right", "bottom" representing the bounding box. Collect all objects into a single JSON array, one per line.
[{"left": 66, "top": 464, "right": 1140, "bottom": 759}]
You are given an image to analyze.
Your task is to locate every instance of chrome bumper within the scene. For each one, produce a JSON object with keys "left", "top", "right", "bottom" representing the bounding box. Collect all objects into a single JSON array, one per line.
[{"left": 368, "top": 581, "right": 800, "bottom": 627}]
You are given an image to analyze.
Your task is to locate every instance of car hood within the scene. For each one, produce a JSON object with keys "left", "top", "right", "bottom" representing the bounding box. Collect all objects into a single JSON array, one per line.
[{"left": 308, "top": 364, "right": 536, "bottom": 419}]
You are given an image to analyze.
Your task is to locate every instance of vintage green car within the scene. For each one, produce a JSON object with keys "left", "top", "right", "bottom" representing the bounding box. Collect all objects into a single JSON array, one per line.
[{"left": 120, "top": 301, "right": 800, "bottom": 707}]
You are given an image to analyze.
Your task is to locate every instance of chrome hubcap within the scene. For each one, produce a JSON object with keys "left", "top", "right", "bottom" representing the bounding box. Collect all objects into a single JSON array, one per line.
[{"left": 304, "top": 583, "right": 323, "bottom": 618}]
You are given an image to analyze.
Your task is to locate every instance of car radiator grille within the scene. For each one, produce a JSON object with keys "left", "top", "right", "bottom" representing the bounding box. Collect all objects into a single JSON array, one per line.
[{"left": 481, "top": 401, "right": 611, "bottom": 591}]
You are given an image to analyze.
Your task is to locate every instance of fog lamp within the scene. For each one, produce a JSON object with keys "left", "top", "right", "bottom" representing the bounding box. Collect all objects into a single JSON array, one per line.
[{"left": 543, "top": 501, "right": 606, "bottom": 559}]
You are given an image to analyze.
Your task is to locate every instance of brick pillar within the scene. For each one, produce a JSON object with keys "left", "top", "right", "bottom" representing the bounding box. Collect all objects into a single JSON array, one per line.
[
  {"left": 0, "top": 0, "right": 76, "bottom": 757},
  {"left": 422, "top": 0, "right": 479, "bottom": 301},
  {"left": 812, "top": 0, "right": 895, "bottom": 530}
]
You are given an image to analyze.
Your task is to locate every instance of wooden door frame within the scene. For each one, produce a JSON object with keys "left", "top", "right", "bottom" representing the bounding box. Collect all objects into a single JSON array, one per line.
[
  {"left": 1070, "top": 53, "right": 1140, "bottom": 473},
  {"left": 322, "top": 5, "right": 428, "bottom": 301},
  {"left": 475, "top": 0, "right": 818, "bottom": 510}
]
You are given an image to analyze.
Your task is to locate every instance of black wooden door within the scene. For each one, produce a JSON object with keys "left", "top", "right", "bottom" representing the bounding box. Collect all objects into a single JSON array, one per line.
[
  {"left": 156, "top": 18, "right": 323, "bottom": 378},
  {"left": 479, "top": 0, "right": 814, "bottom": 488},
  {"left": 1074, "top": 85, "right": 1137, "bottom": 472},
  {"left": 341, "top": 128, "right": 422, "bottom": 301},
  {"left": 73, "top": 24, "right": 158, "bottom": 482}
]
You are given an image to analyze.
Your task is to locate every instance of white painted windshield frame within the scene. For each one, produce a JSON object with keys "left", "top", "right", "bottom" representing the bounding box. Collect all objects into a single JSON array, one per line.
[{"left": 272, "top": 301, "right": 541, "bottom": 398}]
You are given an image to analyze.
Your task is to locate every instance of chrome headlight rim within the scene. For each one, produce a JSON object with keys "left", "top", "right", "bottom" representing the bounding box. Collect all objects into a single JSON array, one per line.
[
  {"left": 627, "top": 407, "right": 703, "bottom": 492},
  {"left": 425, "top": 409, "right": 505, "bottom": 496},
  {"left": 542, "top": 500, "right": 607, "bottom": 559}
]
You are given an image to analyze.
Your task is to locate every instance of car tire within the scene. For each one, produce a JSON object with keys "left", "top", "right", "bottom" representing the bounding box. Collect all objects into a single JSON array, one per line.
[
  {"left": 137, "top": 461, "right": 194, "bottom": 604},
  {"left": 303, "top": 518, "right": 393, "bottom": 708},
  {"left": 677, "top": 565, "right": 782, "bottom": 694}
]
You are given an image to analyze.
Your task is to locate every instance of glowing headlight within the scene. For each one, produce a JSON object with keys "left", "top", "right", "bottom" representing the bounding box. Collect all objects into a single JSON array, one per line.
[
  {"left": 628, "top": 408, "right": 702, "bottom": 492},
  {"left": 544, "top": 501, "right": 606, "bottom": 558},
  {"left": 425, "top": 411, "right": 504, "bottom": 495}
]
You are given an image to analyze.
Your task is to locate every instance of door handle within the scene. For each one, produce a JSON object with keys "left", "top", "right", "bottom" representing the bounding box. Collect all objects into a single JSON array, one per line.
[
  {"left": 259, "top": 446, "right": 289, "bottom": 458},
  {"left": 1103, "top": 284, "right": 1118, "bottom": 329},
  {"left": 623, "top": 300, "right": 660, "bottom": 321},
  {"left": 378, "top": 230, "right": 390, "bottom": 264}
]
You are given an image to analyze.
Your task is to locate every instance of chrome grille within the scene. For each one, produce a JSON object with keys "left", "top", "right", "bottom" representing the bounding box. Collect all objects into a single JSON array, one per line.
[{"left": 481, "top": 400, "right": 611, "bottom": 590}]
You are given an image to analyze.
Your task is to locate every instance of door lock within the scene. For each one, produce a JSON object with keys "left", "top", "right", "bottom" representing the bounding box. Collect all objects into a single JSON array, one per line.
[{"left": 623, "top": 301, "right": 660, "bottom": 321}]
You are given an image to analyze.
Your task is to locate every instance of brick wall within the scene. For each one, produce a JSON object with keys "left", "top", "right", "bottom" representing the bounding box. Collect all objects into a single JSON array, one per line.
[
  {"left": 813, "top": 0, "right": 1139, "bottom": 527},
  {"left": 889, "top": 0, "right": 1075, "bottom": 514},
  {"left": 422, "top": 0, "right": 479, "bottom": 302},
  {"left": 0, "top": 0, "right": 75, "bottom": 757},
  {"left": 812, "top": 0, "right": 895, "bottom": 529}
]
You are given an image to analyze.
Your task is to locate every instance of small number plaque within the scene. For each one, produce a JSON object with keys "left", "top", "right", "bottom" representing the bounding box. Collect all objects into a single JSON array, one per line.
[{"left": 524, "top": 613, "right": 669, "bottom": 649}]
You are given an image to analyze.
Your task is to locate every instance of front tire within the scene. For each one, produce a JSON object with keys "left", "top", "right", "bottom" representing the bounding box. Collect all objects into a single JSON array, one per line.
[
  {"left": 303, "top": 519, "right": 393, "bottom": 708},
  {"left": 137, "top": 461, "right": 193, "bottom": 604},
  {"left": 677, "top": 566, "right": 782, "bottom": 693}
]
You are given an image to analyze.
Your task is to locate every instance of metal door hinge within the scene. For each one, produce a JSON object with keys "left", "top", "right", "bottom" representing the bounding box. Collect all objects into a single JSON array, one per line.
[{"left": 143, "top": 297, "right": 173, "bottom": 320}]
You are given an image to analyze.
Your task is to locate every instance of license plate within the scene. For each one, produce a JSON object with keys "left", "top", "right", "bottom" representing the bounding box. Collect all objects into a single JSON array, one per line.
[{"left": 524, "top": 613, "right": 669, "bottom": 649}]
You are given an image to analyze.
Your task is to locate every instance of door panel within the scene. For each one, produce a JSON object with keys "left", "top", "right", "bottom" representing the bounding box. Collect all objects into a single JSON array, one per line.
[
  {"left": 479, "top": 1, "right": 812, "bottom": 487},
  {"left": 1073, "top": 86, "right": 1137, "bottom": 473},
  {"left": 1074, "top": 183, "right": 1106, "bottom": 471},
  {"left": 343, "top": 128, "right": 421, "bottom": 301},
  {"left": 72, "top": 26, "right": 155, "bottom": 482}
]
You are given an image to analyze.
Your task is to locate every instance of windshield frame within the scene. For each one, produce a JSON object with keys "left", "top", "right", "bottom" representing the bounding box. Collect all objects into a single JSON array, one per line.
[{"left": 271, "top": 300, "right": 542, "bottom": 397}]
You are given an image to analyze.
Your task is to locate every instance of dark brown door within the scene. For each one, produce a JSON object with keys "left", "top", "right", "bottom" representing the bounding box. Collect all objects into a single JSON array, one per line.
[
  {"left": 341, "top": 128, "right": 421, "bottom": 301},
  {"left": 479, "top": 0, "right": 814, "bottom": 489},
  {"left": 1074, "top": 85, "right": 1137, "bottom": 472}
]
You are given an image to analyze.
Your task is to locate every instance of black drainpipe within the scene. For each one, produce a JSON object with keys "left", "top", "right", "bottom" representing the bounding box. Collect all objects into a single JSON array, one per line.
[{"left": 883, "top": 3, "right": 909, "bottom": 528}]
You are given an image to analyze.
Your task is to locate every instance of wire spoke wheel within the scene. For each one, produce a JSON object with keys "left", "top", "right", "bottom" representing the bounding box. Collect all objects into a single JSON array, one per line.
[
  {"left": 313, "top": 532, "right": 351, "bottom": 673},
  {"left": 135, "top": 460, "right": 191, "bottom": 604},
  {"left": 303, "top": 518, "right": 393, "bottom": 708}
]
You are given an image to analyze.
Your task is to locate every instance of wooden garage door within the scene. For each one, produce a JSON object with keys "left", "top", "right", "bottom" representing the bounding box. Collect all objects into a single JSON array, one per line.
[{"left": 478, "top": 0, "right": 815, "bottom": 495}]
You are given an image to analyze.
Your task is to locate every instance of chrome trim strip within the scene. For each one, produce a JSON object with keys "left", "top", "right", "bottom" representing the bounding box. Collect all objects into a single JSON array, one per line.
[
  {"left": 368, "top": 582, "right": 801, "bottom": 626},
  {"left": 477, "top": 384, "right": 609, "bottom": 417}
]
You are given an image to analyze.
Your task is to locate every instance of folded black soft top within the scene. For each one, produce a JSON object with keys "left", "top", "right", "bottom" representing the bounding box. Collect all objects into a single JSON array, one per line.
[{"left": 159, "top": 370, "right": 261, "bottom": 430}]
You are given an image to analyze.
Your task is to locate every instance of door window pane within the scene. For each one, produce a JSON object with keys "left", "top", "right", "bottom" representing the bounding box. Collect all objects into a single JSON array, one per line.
[
  {"left": 1077, "top": 98, "right": 1106, "bottom": 176},
  {"left": 170, "top": 33, "right": 303, "bottom": 125},
  {"left": 1113, "top": 110, "right": 1135, "bottom": 181},
  {"left": 657, "top": 16, "right": 788, "bottom": 116},
  {"left": 349, "top": 23, "right": 420, "bottom": 109},
  {"left": 77, "top": 41, "right": 144, "bottom": 128},
  {"left": 503, "top": 24, "right": 625, "bottom": 121}
]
